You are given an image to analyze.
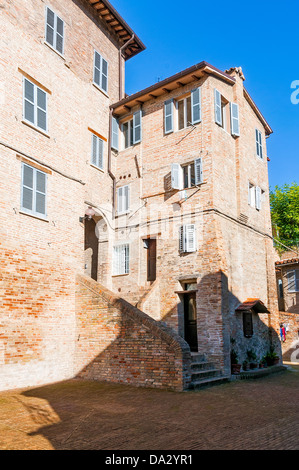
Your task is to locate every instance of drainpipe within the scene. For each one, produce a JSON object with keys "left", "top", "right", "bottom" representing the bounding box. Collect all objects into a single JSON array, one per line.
[
  {"left": 108, "top": 108, "right": 116, "bottom": 218},
  {"left": 119, "top": 34, "right": 135, "bottom": 100}
]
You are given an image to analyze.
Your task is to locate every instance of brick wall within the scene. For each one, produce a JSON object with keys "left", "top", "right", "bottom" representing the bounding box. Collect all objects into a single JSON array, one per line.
[{"left": 75, "top": 275, "right": 192, "bottom": 391}]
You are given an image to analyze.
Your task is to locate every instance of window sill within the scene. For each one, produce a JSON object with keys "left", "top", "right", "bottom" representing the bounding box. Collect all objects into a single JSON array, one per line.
[
  {"left": 90, "top": 163, "right": 105, "bottom": 173},
  {"left": 22, "top": 120, "right": 50, "bottom": 138},
  {"left": 92, "top": 82, "right": 109, "bottom": 98},
  {"left": 116, "top": 211, "right": 131, "bottom": 218},
  {"left": 112, "top": 273, "right": 130, "bottom": 278},
  {"left": 19, "top": 210, "right": 49, "bottom": 222},
  {"left": 44, "top": 41, "right": 65, "bottom": 61}
]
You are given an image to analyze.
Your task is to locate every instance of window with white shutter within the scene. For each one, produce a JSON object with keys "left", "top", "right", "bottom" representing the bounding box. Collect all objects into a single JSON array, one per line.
[
  {"left": 23, "top": 78, "right": 48, "bottom": 133},
  {"left": 117, "top": 185, "right": 130, "bottom": 215},
  {"left": 93, "top": 50, "right": 109, "bottom": 94},
  {"left": 45, "top": 7, "right": 64, "bottom": 55},
  {"left": 180, "top": 225, "right": 196, "bottom": 253},
  {"left": 112, "top": 117, "right": 119, "bottom": 151},
  {"left": 230, "top": 103, "right": 240, "bottom": 137},
  {"left": 113, "top": 244, "right": 130, "bottom": 275},
  {"left": 256, "top": 129, "right": 263, "bottom": 159},
  {"left": 91, "top": 133, "right": 104, "bottom": 170},
  {"left": 172, "top": 159, "right": 203, "bottom": 190},
  {"left": 21, "top": 163, "right": 47, "bottom": 218}
]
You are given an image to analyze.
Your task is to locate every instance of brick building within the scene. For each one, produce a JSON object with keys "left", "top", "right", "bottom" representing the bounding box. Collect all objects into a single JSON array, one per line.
[
  {"left": 0, "top": 0, "right": 282, "bottom": 392},
  {"left": 275, "top": 252, "right": 299, "bottom": 362}
]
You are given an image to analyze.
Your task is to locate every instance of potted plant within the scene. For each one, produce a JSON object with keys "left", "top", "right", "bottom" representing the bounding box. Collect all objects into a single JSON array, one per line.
[
  {"left": 246, "top": 349, "right": 258, "bottom": 369},
  {"left": 242, "top": 360, "right": 249, "bottom": 371},
  {"left": 231, "top": 349, "right": 241, "bottom": 375},
  {"left": 264, "top": 347, "right": 280, "bottom": 366}
]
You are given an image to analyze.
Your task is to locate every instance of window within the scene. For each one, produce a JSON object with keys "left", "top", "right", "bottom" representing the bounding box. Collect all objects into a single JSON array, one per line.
[
  {"left": 23, "top": 78, "right": 48, "bottom": 133},
  {"left": 164, "top": 87, "right": 201, "bottom": 134},
  {"left": 21, "top": 163, "right": 47, "bottom": 218},
  {"left": 171, "top": 158, "right": 203, "bottom": 190},
  {"left": 117, "top": 185, "right": 130, "bottom": 215},
  {"left": 248, "top": 183, "right": 263, "bottom": 210},
  {"left": 45, "top": 7, "right": 64, "bottom": 55},
  {"left": 93, "top": 50, "right": 108, "bottom": 94},
  {"left": 287, "top": 270, "right": 299, "bottom": 292},
  {"left": 121, "top": 110, "right": 142, "bottom": 149},
  {"left": 243, "top": 312, "right": 253, "bottom": 338},
  {"left": 256, "top": 129, "right": 263, "bottom": 159},
  {"left": 179, "top": 225, "right": 197, "bottom": 253},
  {"left": 113, "top": 244, "right": 129, "bottom": 275},
  {"left": 215, "top": 89, "right": 240, "bottom": 137},
  {"left": 91, "top": 133, "right": 104, "bottom": 170}
]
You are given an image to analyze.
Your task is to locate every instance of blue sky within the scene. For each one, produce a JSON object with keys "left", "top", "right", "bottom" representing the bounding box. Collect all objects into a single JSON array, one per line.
[{"left": 112, "top": 0, "right": 299, "bottom": 190}]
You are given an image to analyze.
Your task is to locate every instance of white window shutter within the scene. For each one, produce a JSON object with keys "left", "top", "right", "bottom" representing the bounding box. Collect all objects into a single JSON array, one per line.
[
  {"left": 98, "top": 138, "right": 104, "bottom": 170},
  {"left": 256, "top": 186, "right": 262, "bottom": 210},
  {"left": 133, "top": 110, "right": 142, "bottom": 144},
  {"left": 185, "top": 225, "right": 196, "bottom": 252},
  {"left": 124, "top": 185, "right": 130, "bottom": 212},
  {"left": 46, "top": 8, "right": 55, "bottom": 47},
  {"left": 256, "top": 129, "right": 263, "bottom": 158},
  {"left": 194, "top": 158, "right": 203, "bottom": 185},
  {"left": 101, "top": 57, "right": 108, "bottom": 93},
  {"left": 55, "top": 15, "right": 64, "bottom": 55},
  {"left": 214, "top": 89, "right": 222, "bottom": 126},
  {"left": 171, "top": 163, "right": 183, "bottom": 190},
  {"left": 117, "top": 187, "right": 123, "bottom": 214},
  {"left": 191, "top": 88, "right": 201, "bottom": 124},
  {"left": 112, "top": 117, "right": 119, "bottom": 151},
  {"left": 230, "top": 103, "right": 240, "bottom": 136},
  {"left": 94, "top": 51, "right": 102, "bottom": 88},
  {"left": 165, "top": 99, "right": 174, "bottom": 134}
]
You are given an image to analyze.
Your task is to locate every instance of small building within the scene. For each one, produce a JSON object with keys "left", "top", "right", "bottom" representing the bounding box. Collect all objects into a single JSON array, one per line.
[{"left": 276, "top": 254, "right": 299, "bottom": 362}]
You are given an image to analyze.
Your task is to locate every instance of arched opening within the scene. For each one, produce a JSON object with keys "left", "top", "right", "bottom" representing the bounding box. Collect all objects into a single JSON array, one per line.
[{"left": 84, "top": 218, "right": 99, "bottom": 282}]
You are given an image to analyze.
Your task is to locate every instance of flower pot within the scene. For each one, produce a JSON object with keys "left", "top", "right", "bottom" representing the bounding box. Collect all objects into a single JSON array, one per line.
[
  {"left": 274, "top": 357, "right": 280, "bottom": 365},
  {"left": 231, "top": 364, "right": 241, "bottom": 375}
]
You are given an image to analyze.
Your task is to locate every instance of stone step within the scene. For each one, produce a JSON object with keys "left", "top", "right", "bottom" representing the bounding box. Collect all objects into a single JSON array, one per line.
[
  {"left": 189, "top": 376, "right": 229, "bottom": 391},
  {"left": 191, "top": 361, "right": 215, "bottom": 371},
  {"left": 190, "top": 353, "right": 207, "bottom": 363},
  {"left": 191, "top": 369, "right": 221, "bottom": 381}
]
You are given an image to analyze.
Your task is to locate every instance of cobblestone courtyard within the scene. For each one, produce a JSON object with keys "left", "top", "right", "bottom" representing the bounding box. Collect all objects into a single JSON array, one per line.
[{"left": 0, "top": 366, "right": 298, "bottom": 450}]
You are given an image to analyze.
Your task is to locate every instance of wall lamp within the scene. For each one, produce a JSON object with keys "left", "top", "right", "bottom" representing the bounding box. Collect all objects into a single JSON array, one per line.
[{"left": 79, "top": 207, "right": 96, "bottom": 223}]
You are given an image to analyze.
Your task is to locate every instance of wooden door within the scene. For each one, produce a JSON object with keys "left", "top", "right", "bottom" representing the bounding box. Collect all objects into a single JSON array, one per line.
[
  {"left": 147, "top": 239, "right": 157, "bottom": 282},
  {"left": 184, "top": 292, "right": 198, "bottom": 352}
]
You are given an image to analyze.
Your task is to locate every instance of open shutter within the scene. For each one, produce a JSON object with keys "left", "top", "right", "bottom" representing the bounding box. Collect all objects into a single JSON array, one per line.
[
  {"left": 214, "top": 89, "right": 222, "bottom": 126},
  {"left": 46, "top": 8, "right": 55, "bottom": 47},
  {"left": 55, "top": 15, "right": 64, "bottom": 55},
  {"left": 101, "top": 57, "right": 108, "bottom": 93},
  {"left": 94, "top": 51, "right": 102, "bottom": 88},
  {"left": 255, "top": 186, "right": 262, "bottom": 210},
  {"left": 133, "top": 110, "right": 142, "bottom": 144},
  {"left": 256, "top": 129, "right": 263, "bottom": 158},
  {"left": 112, "top": 117, "right": 119, "bottom": 151},
  {"left": 35, "top": 170, "right": 46, "bottom": 216},
  {"left": 194, "top": 158, "right": 203, "bottom": 185},
  {"left": 164, "top": 99, "right": 174, "bottom": 134},
  {"left": 191, "top": 88, "right": 201, "bottom": 124},
  {"left": 287, "top": 271, "right": 296, "bottom": 292},
  {"left": 91, "top": 134, "right": 98, "bottom": 166},
  {"left": 117, "top": 187, "right": 123, "bottom": 214},
  {"left": 124, "top": 185, "right": 130, "bottom": 212},
  {"left": 230, "top": 103, "right": 240, "bottom": 136},
  {"left": 22, "top": 164, "right": 34, "bottom": 211},
  {"left": 98, "top": 138, "right": 104, "bottom": 170},
  {"left": 185, "top": 224, "right": 196, "bottom": 252},
  {"left": 171, "top": 163, "right": 183, "bottom": 190}
]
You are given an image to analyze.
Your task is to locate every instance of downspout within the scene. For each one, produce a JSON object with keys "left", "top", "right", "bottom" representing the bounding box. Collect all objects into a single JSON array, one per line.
[
  {"left": 119, "top": 34, "right": 135, "bottom": 100},
  {"left": 108, "top": 108, "right": 116, "bottom": 218}
]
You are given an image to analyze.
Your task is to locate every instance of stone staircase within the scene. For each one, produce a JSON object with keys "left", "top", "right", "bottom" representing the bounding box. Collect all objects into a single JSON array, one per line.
[{"left": 188, "top": 353, "right": 229, "bottom": 390}]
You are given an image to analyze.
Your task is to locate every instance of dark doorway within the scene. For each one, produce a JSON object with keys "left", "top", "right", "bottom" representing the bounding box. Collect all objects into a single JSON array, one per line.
[
  {"left": 184, "top": 292, "right": 198, "bottom": 352},
  {"left": 84, "top": 218, "right": 98, "bottom": 282},
  {"left": 147, "top": 239, "right": 157, "bottom": 282}
]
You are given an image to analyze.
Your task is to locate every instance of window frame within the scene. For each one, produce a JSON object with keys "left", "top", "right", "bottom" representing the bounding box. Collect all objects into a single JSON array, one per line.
[
  {"left": 176, "top": 95, "right": 192, "bottom": 131},
  {"left": 113, "top": 244, "right": 130, "bottom": 276},
  {"left": 23, "top": 77, "right": 48, "bottom": 134},
  {"left": 21, "top": 163, "right": 47, "bottom": 219},
  {"left": 121, "top": 118, "right": 134, "bottom": 149},
  {"left": 117, "top": 185, "right": 130, "bottom": 215},
  {"left": 45, "top": 6, "right": 65, "bottom": 57},
  {"left": 256, "top": 129, "right": 263, "bottom": 159}
]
